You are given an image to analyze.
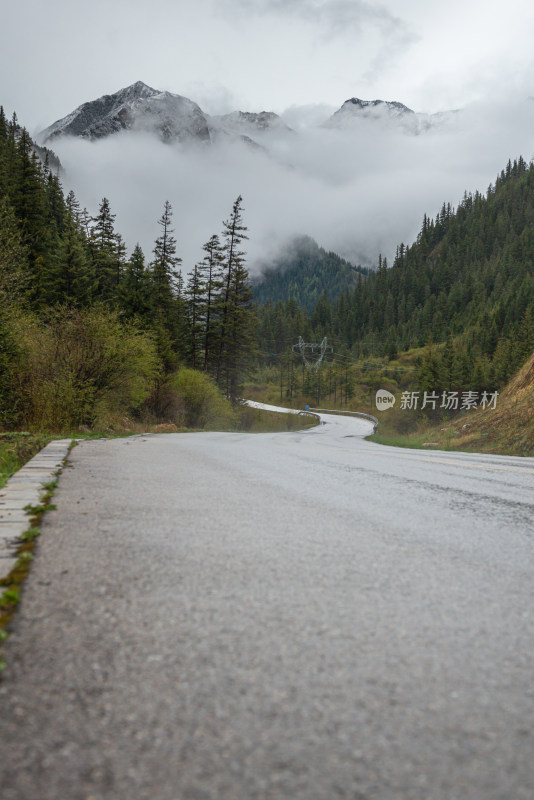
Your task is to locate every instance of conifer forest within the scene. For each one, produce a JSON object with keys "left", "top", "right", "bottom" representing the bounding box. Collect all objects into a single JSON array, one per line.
[{"left": 0, "top": 106, "right": 533, "bottom": 433}]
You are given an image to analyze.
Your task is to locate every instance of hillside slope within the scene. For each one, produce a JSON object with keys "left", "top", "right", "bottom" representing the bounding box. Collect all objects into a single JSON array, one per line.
[
  {"left": 252, "top": 236, "right": 368, "bottom": 312},
  {"left": 260, "top": 157, "right": 534, "bottom": 391},
  {"left": 447, "top": 352, "right": 534, "bottom": 456},
  {"left": 371, "top": 353, "right": 534, "bottom": 456}
]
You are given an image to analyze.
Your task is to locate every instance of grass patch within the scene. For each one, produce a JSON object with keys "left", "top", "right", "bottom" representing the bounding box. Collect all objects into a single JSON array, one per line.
[
  {"left": 0, "top": 432, "right": 52, "bottom": 489},
  {"left": 368, "top": 409, "right": 534, "bottom": 457},
  {"left": 368, "top": 431, "right": 444, "bottom": 449},
  {"left": 0, "top": 546, "right": 33, "bottom": 671},
  {"left": 367, "top": 422, "right": 533, "bottom": 456},
  {"left": 0, "top": 516, "right": 60, "bottom": 674},
  {"left": 18, "top": 527, "right": 41, "bottom": 543},
  {"left": 236, "top": 406, "right": 318, "bottom": 433}
]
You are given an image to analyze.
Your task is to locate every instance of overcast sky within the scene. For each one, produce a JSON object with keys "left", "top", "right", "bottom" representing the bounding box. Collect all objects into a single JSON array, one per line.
[
  {"left": 2, "top": 0, "right": 534, "bottom": 129},
  {"left": 1, "top": 0, "right": 534, "bottom": 271}
]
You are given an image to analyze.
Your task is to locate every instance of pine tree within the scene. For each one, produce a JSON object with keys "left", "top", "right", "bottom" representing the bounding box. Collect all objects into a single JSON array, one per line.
[
  {"left": 0, "top": 308, "right": 20, "bottom": 426},
  {"left": 517, "top": 306, "right": 534, "bottom": 362},
  {"left": 151, "top": 200, "right": 182, "bottom": 312},
  {"left": 65, "top": 190, "right": 81, "bottom": 224},
  {"left": 119, "top": 243, "right": 152, "bottom": 318},
  {"left": 0, "top": 196, "right": 29, "bottom": 307},
  {"left": 197, "top": 234, "right": 225, "bottom": 373},
  {"left": 149, "top": 201, "right": 187, "bottom": 365},
  {"left": 185, "top": 263, "right": 204, "bottom": 369},
  {"left": 114, "top": 233, "right": 127, "bottom": 289},
  {"left": 13, "top": 128, "right": 59, "bottom": 303},
  {"left": 417, "top": 344, "right": 443, "bottom": 394},
  {"left": 45, "top": 170, "right": 67, "bottom": 237},
  {"left": 215, "top": 196, "right": 256, "bottom": 397},
  {"left": 55, "top": 206, "right": 92, "bottom": 303},
  {"left": 91, "top": 197, "right": 118, "bottom": 300}
]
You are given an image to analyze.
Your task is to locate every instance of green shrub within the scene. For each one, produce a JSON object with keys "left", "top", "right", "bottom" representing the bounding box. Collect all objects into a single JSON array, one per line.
[
  {"left": 169, "top": 368, "right": 236, "bottom": 429},
  {"left": 13, "top": 305, "right": 160, "bottom": 431},
  {"left": 0, "top": 433, "right": 51, "bottom": 488},
  {"left": 0, "top": 311, "right": 20, "bottom": 427}
]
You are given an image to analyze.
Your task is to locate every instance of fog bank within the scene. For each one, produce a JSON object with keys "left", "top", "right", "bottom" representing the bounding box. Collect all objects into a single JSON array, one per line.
[{"left": 49, "top": 97, "right": 534, "bottom": 274}]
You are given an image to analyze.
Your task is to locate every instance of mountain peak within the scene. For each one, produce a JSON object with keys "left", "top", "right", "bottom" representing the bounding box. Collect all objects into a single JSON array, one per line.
[
  {"left": 130, "top": 80, "right": 155, "bottom": 91},
  {"left": 119, "top": 80, "right": 159, "bottom": 98},
  {"left": 342, "top": 97, "right": 413, "bottom": 114},
  {"left": 40, "top": 82, "right": 211, "bottom": 144},
  {"left": 325, "top": 96, "right": 421, "bottom": 132},
  {"left": 209, "top": 110, "right": 294, "bottom": 137}
]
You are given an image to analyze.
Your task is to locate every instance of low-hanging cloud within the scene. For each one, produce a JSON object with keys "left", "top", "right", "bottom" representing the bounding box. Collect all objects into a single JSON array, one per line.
[{"left": 50, "top": 96, "right": 534, "bottom": 277}]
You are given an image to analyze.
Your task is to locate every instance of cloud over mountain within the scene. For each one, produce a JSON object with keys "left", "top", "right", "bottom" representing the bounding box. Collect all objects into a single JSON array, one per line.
[{"left": 41, "top": 83, "right": 534, "bottom": 275}]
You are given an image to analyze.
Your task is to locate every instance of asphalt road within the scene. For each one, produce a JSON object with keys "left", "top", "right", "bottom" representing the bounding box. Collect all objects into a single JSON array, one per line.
[{"left": 0, "top": 413, "right": 533, "bottom": 800}]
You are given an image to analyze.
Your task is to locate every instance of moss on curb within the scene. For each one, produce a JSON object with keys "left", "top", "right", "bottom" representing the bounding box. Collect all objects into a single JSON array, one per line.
[{"left": 0, "top": 442, "right": 74, "bottom": 675}]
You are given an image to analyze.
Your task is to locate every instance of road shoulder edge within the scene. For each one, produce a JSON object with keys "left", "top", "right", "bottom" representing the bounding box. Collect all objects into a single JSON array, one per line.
[{"left": 0, "top": 439, "right": 73, "bottom": 671}]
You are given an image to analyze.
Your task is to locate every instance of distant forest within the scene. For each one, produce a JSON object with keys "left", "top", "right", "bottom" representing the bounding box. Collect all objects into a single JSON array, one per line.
[
  {"left": 256, "top": 157, "right": 534, "bottom": 392},
  {"left": 252, "top": 236, "right": 369, "bottom": 312}
]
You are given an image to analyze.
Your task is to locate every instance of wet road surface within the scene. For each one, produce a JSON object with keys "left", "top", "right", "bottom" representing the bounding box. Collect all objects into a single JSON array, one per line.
[{"left": 0, "top": 413, "right": 533, "bottom": 799}]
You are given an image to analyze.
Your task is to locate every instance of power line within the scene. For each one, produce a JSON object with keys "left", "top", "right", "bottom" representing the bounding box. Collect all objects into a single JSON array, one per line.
[{"left": 292, "top": 336, "right": 333, "bottom": 371}]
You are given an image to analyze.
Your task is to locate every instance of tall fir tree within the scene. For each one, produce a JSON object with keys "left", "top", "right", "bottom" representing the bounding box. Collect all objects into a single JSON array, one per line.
[
  {"left": 185, "top": 263, "right": 204, "bottom": 369},
  {"left": 151, "top": 200, "right": 182, "bottom": 311},
  {"left": 149, "top": 200, "right": 186, "bottom": 368},
  {"left": 56, "top": 206, "right": 92, "bottom": 304},
  {"left": 0, "top": 196, "right": 29, "bottom": 307},
  {"left": 215, "top": 195, "right": 256, "bottom": 397},
  {"left": 13, "top": 128, "right": 60, "bottom": 304},
  {"left": 91, "top": 197, "right": 118, "bottom": 300},
  {"left": 197, "top": 233, "right": 225, "bottom": 373},
  {"left": 119, "top": 243, "right": 153, "bottom": 319}
]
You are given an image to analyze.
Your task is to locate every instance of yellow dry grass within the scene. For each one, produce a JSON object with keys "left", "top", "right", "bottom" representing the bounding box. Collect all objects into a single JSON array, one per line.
[{"left": 438, "top": 353, "right": 534, "bottom": 456}]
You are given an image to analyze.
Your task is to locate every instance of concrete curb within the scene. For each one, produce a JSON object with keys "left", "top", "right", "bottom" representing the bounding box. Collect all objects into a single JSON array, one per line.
[{"left": 0, "top": 439, "right": 72, "bottom": 583}]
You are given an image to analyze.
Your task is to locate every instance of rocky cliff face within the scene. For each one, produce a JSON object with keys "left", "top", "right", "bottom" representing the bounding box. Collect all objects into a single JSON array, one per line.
[
  {"left": 41, "top": 81, "right": 211, "bottom": 144},
  {"left": 40, "top": 82, "right": 299, "bottom": 151}
]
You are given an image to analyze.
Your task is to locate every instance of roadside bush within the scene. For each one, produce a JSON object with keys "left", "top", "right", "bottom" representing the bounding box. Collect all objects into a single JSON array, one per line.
[
  {"left": 143, "top": 379, "right": 186, "bottom": 425},
  {"left": 13, "top": 305, "right": 160, "bottom": 431},
  {"left": 0, "top": 311, "right": 21, "bottom": 428},
  {"left": 168, "top": 368, "right": 236, "bottom": 429}
]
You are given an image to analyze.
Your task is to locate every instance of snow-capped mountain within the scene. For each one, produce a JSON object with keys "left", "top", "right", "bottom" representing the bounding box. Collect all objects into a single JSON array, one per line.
[
  {"left": 41, "top": 81, "right": 211, "bottom": 144},
  {"left": 326, "top": 97, "right": 452, "bottom": 134},
  {"left": 40, "top": 82, "right": 456, "bottom": 151},
  {"left": 40, "top": 82, "right": 294, "bottom": 148},
  {"left": 329, "top": 97, "right": 415, "bottom": 122},
  {"left": 209, "top": 111, "right": 294, "bottom": 138}
]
